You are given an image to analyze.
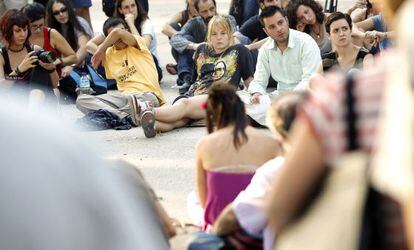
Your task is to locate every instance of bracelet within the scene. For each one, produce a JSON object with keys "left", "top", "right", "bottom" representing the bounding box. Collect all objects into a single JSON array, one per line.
[
  {"left": 14, "top": 66, "right": 22, "bottom": 75},
  {"left": 57, "top": 55, "right": 63, "bottom": 66}
]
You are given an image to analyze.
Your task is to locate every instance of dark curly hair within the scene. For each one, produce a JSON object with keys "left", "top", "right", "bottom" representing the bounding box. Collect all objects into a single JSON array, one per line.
[
  {"left": 286, "top": 0, "right": 325, "bottom": 34},
  {"left": 206, "top": 82, "right": 248, "bottom": 150},
  {"left": 46, "top": 0, "right": 89, "bottom": 50},
  {"left": 115, "top": 0, "right": 148, "bottom": 35},
  {"left": 0, "top": 9, "right": 31, "bottom": 46}
]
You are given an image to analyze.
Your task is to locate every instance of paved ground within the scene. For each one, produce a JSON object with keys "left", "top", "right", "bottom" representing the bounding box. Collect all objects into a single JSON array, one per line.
[{"left": 73, "top": 0, "right": 354, "bottom": 248}]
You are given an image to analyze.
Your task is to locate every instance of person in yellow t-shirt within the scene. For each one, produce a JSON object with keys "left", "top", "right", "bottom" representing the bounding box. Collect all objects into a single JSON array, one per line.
[{"left": 76, "top": 17, "right": 165, "bottom": 133}]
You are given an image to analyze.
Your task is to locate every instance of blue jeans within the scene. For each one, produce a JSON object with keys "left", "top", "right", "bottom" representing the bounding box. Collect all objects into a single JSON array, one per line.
[
  {"left": 176, "top": 34, "right": 195, "bottom": 84},
  {"left": 242, "top": 0, "right": 259, "bottom": 24},
  {"left": 187, "top": 231, "right": 226, "bottom": 250},
  {"left": 138, "top": 0, "right": 148, "bottom": 13},
  {"left": 234, "top": 32, "right": 251, "bottom": 45},
  {"left": 169, "top": 23, "right": 194, "bottom": 83}
]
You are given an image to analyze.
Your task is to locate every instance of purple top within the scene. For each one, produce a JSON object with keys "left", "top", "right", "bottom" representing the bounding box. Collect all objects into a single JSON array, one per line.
[{"left": 203, "top": 170, "right": 254, "bottom": 231}]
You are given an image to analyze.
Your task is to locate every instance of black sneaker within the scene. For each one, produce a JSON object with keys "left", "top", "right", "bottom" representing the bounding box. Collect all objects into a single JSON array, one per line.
[{"left": 178, "top": 75, "right": 193, "bottom": 95}]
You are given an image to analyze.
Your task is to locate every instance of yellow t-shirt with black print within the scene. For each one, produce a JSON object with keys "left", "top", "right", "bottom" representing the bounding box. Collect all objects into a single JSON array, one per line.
[{"left": 104, "top": 35, "right": 165, "bottom": 104}]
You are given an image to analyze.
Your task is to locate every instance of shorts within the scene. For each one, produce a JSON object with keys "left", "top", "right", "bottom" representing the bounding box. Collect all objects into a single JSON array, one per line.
[{"left": 70, "top": 0, "right": 92, "bottom": 8}]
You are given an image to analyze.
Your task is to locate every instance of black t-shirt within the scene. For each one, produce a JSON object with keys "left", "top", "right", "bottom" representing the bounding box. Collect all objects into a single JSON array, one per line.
[
  {"left": 239, "top": 15, "right": 268, "bottom": 42},
  {"left": 193, "top": 43, "right": 254, "bottom": 94}
]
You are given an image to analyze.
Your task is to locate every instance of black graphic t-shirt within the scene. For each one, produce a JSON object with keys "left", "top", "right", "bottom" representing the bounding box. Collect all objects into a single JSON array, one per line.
[{"left": 193, "top": 43, "right": 254, "bottom": 93}]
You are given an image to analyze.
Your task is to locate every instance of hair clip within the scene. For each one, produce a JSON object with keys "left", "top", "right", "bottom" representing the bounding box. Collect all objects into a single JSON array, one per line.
[{"left": 201, "top": 101, "right": 207, "bottom": 110}]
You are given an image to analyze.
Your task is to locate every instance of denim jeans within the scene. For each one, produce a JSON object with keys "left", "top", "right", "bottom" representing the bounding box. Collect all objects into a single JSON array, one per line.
[
  {"left": 242, "top": 0, "right": 259, "bottom": 25},
  {"left": 176, "top": 34, "right": 195, "bottom": 84},
  {"left": 138, "top": 0, "right": 148, "bottom": 13},
  {"left": 187, "top": 231, "right": 226, "bottom": 250},
  {"left": 234, "top": 32, "right": 251, "bottom": 45}
]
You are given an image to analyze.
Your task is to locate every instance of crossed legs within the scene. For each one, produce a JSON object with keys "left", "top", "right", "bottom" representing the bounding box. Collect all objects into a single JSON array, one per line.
[{"left": 154, "top": 95, "right": 207, "bottom": 132}]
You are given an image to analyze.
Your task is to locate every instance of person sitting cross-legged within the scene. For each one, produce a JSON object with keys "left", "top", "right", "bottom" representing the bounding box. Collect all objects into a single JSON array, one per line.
[
  {"left": 246, "top": 6, "right": 320, "bottom": 125},
  {"left": 76, "top": 17, "right": 165, "bottom": 137}
]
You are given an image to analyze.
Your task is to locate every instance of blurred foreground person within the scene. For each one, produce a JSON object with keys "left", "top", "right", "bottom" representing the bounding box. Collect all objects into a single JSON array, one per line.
[
  {"left": 0, "top": 91, "right": 171, "bottom": 250},
  {"left": 267, "top": 0, "right": 413, "bottom": 248}
]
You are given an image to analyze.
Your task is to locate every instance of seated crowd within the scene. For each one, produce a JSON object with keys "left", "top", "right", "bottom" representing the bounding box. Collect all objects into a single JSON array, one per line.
[{"left": 0, "top": 0, "right": 413, "bottom": 249}]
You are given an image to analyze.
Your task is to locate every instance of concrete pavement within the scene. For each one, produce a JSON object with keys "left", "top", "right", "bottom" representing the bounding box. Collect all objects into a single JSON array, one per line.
[{"left": 73, "top": 0, "right": 354, "bottom": 248}]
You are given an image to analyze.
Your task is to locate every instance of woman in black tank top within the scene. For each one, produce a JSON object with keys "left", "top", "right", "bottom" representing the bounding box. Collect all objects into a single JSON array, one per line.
[
  {"left": 319, "top": 12, "right": 373, "bottom": 73},
  {"left": 0, "top": 9, "right": 58, "bottom": 94}
]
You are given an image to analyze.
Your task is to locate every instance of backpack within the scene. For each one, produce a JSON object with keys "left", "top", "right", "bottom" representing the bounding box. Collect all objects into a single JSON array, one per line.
[{"left": 59, "top": 64, "right": 108, "bottom": 103}]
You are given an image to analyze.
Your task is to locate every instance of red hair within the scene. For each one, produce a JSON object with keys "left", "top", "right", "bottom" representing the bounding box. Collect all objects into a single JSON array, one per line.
[{"left": 0, "top": 9, "right": 31, "bottom": 45}]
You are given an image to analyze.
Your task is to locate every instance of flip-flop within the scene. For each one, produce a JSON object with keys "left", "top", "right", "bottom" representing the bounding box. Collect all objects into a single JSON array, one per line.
[{"left": 166, "top": 63, "right": 178, "bottom": 75}]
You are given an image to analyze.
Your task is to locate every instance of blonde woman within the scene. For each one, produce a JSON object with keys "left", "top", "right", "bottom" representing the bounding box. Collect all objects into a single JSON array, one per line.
[{"left": 136, "top": 15, "right": 254, "bottom": 137}]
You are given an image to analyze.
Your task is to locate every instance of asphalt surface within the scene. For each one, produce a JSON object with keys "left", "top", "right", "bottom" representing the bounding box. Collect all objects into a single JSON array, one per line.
[{"left": 70, "top": 0, "right": 354, "bottom": 248}]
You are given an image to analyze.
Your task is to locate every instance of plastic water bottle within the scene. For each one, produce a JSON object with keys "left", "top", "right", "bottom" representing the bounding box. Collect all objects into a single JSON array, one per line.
[{"left": 78, "top": 72, "right": 91, "bottom": 95}]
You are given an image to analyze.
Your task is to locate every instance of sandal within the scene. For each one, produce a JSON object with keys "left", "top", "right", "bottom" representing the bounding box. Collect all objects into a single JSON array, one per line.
[{"left": 166, "top": 63, "right": 178, "bottom": 75}]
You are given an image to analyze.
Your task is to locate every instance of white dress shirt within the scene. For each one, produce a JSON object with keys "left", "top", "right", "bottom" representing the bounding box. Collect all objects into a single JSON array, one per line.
[{"left": 248, "top": 29, "right": 321, "bottom": 95}]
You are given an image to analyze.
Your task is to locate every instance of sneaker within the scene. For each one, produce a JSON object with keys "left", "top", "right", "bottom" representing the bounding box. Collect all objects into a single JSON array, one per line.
[
  {"left": 140, "top": 104, "right": 156, "bottom": 138},
  {"left": 178, "top": 73, "right": 193, "bottom": 95},
  {"left": 128, "top": 94, "right": 140, "bottom": 126}
]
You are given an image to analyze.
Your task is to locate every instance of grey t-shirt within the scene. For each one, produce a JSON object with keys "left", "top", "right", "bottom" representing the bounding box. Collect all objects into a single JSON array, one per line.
[
  {"left": 76, "top": 16, "right": 94, "bottom": 39},
  {"left": 140, "top": 18, "right": 160, "bottom": 65}
]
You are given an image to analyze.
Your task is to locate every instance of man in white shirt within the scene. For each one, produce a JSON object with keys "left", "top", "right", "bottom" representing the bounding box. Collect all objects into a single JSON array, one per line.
[{"left": 249, "top": 6, "right": 321, "bottom": 104}]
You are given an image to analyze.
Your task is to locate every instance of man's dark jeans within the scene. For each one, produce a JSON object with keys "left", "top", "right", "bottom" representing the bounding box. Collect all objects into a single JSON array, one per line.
[{"left": 170, "top": 23, "right": 195, "bottom": 85}]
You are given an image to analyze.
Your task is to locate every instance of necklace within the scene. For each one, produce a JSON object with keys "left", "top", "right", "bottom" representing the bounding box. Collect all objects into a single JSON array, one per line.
[
  {"left": 8, "top": 46, "right": 25, "bottom": 53},
  {"left": 312, "top": 24, "right": 321, "bottom": 39}
]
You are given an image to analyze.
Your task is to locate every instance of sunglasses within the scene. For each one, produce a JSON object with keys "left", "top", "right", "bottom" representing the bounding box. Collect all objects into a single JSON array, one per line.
[{"left": 52, "top": 7, "right": 68, "bottom": 16}]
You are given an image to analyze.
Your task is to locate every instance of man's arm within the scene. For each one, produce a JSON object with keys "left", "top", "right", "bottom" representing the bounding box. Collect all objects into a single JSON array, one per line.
[
  {"left": 86, "top": 33, "right": 105, "bottom": 54},
  {"left": 248, "top": 44, "right": 271, "bottom": 102},
  {"left": 246, "top": 38, "right": 267, "bottom": 50},
  {"left": 295, "top": 38, "right": 321, "bottom": 90},
  {"left": 162, "top": 12, "right": 184, "bottom": 38},
  {"left": 213, "top": 204, "right": 240, "bottom": 235},
  {"left": 170, "top": 18, "right": 199, "bottom": 53},
  {"left": 91, "top": 28, "right": 138, "bottom": 68}
]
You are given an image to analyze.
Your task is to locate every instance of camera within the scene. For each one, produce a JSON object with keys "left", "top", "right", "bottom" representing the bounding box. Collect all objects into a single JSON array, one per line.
[{"left": 33, "top": 49, "right": 56, "bottom": 64}]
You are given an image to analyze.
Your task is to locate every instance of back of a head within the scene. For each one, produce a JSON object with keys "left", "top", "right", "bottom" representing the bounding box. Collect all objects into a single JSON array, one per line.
[
  {"left": 206, "top": 83, "right": 248, "bottom": 149},
  {"left": 21, "top": 2, "right": 45, "bottom": 22},
  {"left": 267, "top": 91, "right": 307, "bottom": 139},
  {"left": 0, "top": 93, "right": 169, "bottom": 250}
]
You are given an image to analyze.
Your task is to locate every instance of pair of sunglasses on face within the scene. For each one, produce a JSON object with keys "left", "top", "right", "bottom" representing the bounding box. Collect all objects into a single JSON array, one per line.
[{"left": 52, "top": 7, "right": 68, "bottom": 16}]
